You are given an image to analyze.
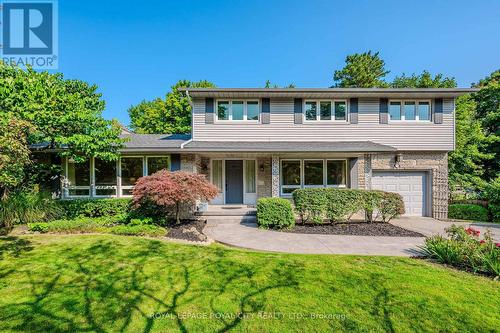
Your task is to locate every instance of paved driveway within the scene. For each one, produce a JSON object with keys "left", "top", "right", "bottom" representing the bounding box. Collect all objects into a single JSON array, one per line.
[{"left": 204, "top": 217, "right": 499, "bottom": 257}]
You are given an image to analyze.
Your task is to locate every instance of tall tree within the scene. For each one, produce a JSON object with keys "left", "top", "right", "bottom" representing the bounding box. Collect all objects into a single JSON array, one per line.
[
  {"left": 473, "top": 70, "right": 500, "bottom": 181},
  {"left": 448, "top": 95, "right": 491, "bottom": 193},
  {"left": 0, "top": 116, "right": 34, "bottom": 198},
  {"left": 391, "top": 70, "right": 457, "bottom": 88},
  {"left": 332, "top": 51, "right": 389, "bottom": 88},
  {"left": 128, "top": 80, "right": 215, "bottom": 134},
  {"left": 0, "top": 62, "right": 124, "bottom": 163}
]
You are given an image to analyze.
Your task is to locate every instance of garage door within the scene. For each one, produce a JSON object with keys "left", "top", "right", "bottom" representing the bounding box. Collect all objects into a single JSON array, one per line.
[{"left": 371, "top": 171, "right": 427, "bottom": 216}]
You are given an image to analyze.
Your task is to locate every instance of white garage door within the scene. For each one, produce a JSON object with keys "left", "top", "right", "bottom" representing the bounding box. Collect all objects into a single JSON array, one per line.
[{"left": 371, "top": 171, "right": 427, "bottom": 216}]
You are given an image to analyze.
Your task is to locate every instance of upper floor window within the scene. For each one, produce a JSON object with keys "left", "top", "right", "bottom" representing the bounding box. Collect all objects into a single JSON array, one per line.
[
  {"left": 304, "top": 100, "right": 348, "bottom": 122},
  {"left": 389, "top": 100, "right": 431, "bottom": 121},
  {"left": 216, "top": 100, "right": 259, "bottom": 121}
]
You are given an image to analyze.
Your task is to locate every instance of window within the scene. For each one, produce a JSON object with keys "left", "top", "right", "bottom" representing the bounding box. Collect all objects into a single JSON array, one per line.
[
  {"left": 404, "top": 102, "right": 416, "bottom": 120},
  {"left": 216, "top": 100, "right": 260, "bottom": 121},
  {"left": 305, "top": 101, "right": 317, "bottom": 121},
  {"left": 147, "top": 156, "right": 170, "bottom": 175},
  {"left": 390, "top": 100, "right": 432, "bottom": 121},
  {"left": 67, "top": 160, "right": 90, "bottom": 196},
  {"left": 390, "top": 102, "right": 401, "bottom": 120},
  {"left": 327, "top": 160, "right": 346, "bottom": 186},
  {"left": 212, "top": 160, "right": 223, "bottom": 192},
  {"left": 244, "top": 160, "right": 256, "bottom": 193},
  {"left": 121, "top": 157, "right": 143, "bottom": 196},
  {"left": 94, "top": 158, "right": 117, "bottom": 196},
  {"left": 304, "top": 100, "right": 348, "bottom": 121},
  {"left": 418, "top": 102, "right": 430, "bottom": 121},
  {"left": 281, "top": 160, "right": 301, "bottom": 194},
  {"left": 304, "top": 160, "right": 323, "bottom": 186},
  {"left": 320, "top": 101, "right": 331, "bottom": 120}
]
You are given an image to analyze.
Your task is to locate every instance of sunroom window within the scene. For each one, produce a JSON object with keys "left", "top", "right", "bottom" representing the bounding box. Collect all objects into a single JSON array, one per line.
[
  {"left": 327, "top": 160, "right": 346, "bottom": 186},
  {"left": 147, "top": 156, "right": 170, "bottom": 175},
  {"left": 281, "top": 160, "right": 301, "bottom": 194},
  {"left": 121, "top": 157, "right": 143, "bottom": 196},
  {"left": 390, "top": 100, "right": 432, "bottom": 121},
  {"left": 94, "top": 159, "right": 117, "bottom": 196},
  {"left": 67, "top": 160, "right": 90, "bottom": 196},
  {"left": 304, "top": 100, "right": 348, "bottom": 121},
  {"left": 216, "top": 100, "right": 260, "bottom": 121},
  {"left": 304, "top": 160, "right": 323, "bottom": 187}
]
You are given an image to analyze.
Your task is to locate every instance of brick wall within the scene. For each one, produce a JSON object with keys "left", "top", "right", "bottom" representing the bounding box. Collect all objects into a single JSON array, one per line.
[{"left": 257, "top": 157, "right": 272, "bottom": 198}]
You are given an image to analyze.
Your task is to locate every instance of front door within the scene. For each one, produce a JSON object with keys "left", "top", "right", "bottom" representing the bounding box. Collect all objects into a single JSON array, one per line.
[{"left": 225, "top": 160, "right": 243, "bottom": 204}]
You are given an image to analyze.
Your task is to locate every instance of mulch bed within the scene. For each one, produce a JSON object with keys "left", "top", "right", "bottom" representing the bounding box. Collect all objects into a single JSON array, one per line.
[
  {"left": 166, "top": 219, "right": 208, "bottom": 242},
  {"left": 287, "top": 222, "right": 424, "bottom": 237}
]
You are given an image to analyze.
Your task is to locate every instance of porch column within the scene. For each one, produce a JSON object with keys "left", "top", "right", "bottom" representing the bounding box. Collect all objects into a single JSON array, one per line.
[{"left": 271, "top": 155, "right": 280, "bottom": 197}]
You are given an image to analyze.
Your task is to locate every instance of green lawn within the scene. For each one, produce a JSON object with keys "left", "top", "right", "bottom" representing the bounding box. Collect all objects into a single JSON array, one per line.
[{"left": 0, "top": 235, "right": 498, "bottom": 332}]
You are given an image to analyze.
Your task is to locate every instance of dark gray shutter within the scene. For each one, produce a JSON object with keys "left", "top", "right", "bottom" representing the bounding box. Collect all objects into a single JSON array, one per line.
[
  {"left": 379, "top": 98, "right": 388, "bottom": 124},
  {"left": 350, "top": 98, "right": 358, "bottom": 124},
  {"left": 261, "top": 98, "right": 270, "bottom": 124},
  {"left": 170, "top": 154, "right": 181, "bottom": 171},
  {"left": 434, "top": 98, "right": 443, "bottom": 124},
  {"left": 349, "top": 158, "right": 358, "bottom": 189},
  {"left": 294, "top": 98, "right": 303, "bottom": 124},
  {"left": 205, "top": 98, "right": 214, "bottom": 124}
]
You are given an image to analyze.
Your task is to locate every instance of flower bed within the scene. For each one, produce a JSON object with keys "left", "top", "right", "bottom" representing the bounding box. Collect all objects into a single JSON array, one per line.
[{"left": 420, "top": 225, "right": 500, "bottom": 278}]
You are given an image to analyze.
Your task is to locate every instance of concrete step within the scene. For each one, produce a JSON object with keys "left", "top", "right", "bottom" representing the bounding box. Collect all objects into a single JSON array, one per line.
[{"left": 197, "top": 207, "right": 256, "bottom": 217}]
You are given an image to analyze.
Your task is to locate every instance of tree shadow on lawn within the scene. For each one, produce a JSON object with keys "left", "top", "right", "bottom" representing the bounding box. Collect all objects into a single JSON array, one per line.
[{"left": 0, "top": 237, "right": 305, "bottom": 333}]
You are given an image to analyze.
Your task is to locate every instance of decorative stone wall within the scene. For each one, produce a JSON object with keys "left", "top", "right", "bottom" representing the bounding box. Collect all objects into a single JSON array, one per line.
[
  {"left": 257, "top": 157, "right": 272, "bottom": 198},
  {"left": 364, "top": 151, "right": 449, "bottom": 219},
  {"left": 271, "top": 155, "right": 280, "bottom": 197},
  {"left": 180, "top": 154, "right": 197, "bottom": 172}
]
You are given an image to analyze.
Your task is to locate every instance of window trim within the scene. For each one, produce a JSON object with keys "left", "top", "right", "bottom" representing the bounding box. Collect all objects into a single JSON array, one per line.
[
  {"left": 215, "top": 99, "right": 261, "bottom": 122},
  {"left": 388, "top": 99, "right": 432, "bottom": 122},
  {"left": 303, "top": 99, "right": 349, "bottom": 122}
]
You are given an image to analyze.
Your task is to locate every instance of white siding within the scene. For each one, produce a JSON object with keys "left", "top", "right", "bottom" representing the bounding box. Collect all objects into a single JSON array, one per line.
[{"left": 192, "top": 98, "right": 455, "bottom": 151}]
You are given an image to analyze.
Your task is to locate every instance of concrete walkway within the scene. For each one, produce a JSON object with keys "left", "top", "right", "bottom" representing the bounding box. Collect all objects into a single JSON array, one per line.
[{"left": 203, "top": 216, "right": 500, "bottom": 257}]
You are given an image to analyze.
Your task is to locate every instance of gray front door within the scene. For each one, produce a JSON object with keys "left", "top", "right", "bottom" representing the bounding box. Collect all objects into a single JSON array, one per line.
[{"left": 225, "top": 160, "right": 243, "bottom": 204}]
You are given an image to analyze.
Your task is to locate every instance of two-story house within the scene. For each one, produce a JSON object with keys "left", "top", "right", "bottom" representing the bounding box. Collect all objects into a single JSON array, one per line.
[{"left": 61, "top": 87, "right": 476, "bottom": 219}]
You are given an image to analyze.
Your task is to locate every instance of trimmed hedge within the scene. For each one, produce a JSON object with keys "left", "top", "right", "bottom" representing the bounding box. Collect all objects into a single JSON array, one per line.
[
  {"left": 257, "top": 198, "right": 295, "bottom": 230},
  {"left": 484, "top": 179, "right": 500, "bottom": 222},
  {"left": 293, "top": 188, "right": 405, "bottom": 223},
  {"left": 58, "top": 199, "right": 131, "bottom": 219},
  {"left": 448, "top": 204, "right": 489, "bottom": 222}
]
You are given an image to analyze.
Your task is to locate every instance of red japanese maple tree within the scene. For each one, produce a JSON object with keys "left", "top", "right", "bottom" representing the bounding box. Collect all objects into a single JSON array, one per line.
[{"left": 132, "top": 170, "right": 218, "bottom": 224}]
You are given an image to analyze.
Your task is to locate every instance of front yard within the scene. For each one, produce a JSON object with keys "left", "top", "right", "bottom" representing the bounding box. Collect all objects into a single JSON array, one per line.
[{"left": 0, "top": 234, "right": 498, "bottom": 332}]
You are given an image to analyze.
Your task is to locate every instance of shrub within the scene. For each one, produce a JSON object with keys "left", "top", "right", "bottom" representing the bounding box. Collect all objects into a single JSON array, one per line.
[
  {"left": 132, "top": 170, "right": 218, "bottom": 224},
  {"left": 59, "top": 198, "right": 131, "bottom": 219},
  {"left": 293, "top": 188, "right": 404, "bottom": 223},
  {"left": 379, "top": 192, "right": 406, "bottom": 222},
  {"left": 257, "top": 198, "right": 295, "bottom": 230},
  {"left": 448, "top": 204, "right": 489, "bottom": 222},
  {"left": 484, "top": 178, "right": 500, "bottom": 222},
  {"left": 420, "top": 225, "right": 500, "bottom": 277},
  {"left": 28, "top": 215, "right": 121, "bottom": 234},
  {"left": 0, "top": 190, "right": 64, "bottom": 232}
]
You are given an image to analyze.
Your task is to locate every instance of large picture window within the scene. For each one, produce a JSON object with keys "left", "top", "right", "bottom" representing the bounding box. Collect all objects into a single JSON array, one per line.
[
  {"left": 280, "top": 159, "right": 347, "bottom": 195},
  {"left": 67, "top": 160, "right": 90, "bottom": 196},
  {"left": 304, "top": 100, "right": 348, "bottom": 121},
  {"left": 216, "top": 100, "right": 260, "bottom": 121},
  {"left": 390, "top": 100, "right": 432, "bottom": 122},
  {"left": 94, "top": 159, "right": 117, "bottom": 196}
]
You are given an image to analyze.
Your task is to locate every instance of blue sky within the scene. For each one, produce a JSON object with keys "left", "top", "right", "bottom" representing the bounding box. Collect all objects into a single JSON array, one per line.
[{"left": 57, "top": 0, "right": 500, "bottom": 125}]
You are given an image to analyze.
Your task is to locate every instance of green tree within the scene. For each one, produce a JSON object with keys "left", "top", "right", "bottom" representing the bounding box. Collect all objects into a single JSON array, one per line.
[
  {"left": 391, "top": 70, "right": 457, "bottom": 88},
  {"left": 128, "top": 80, "right": 215, "bottom": 134},
  {"left": 0, "top": 62, "right": 124, "bottom": 163},
  {"left": 473, "top": 70, "right": 500, "bottom": 181},
  {"left": 448, "top": 95, "right": 491, "bottom": 194},
  {"left": 332, "top": 51, "right": 389, "bottom": 88},
  {"left": 0, "top": 116, "right": 34, "bottom": 198}
]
